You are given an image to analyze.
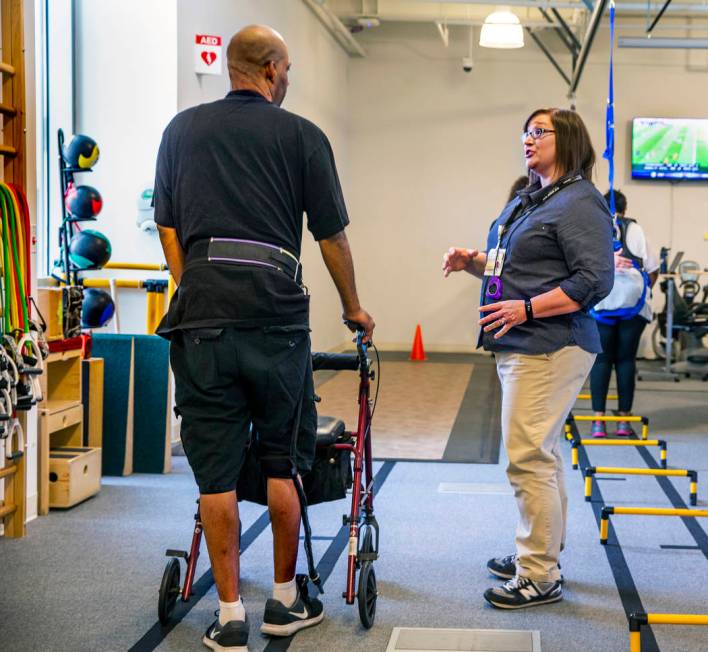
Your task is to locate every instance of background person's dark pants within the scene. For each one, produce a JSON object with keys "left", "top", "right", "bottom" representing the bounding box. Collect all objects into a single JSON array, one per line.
[{"left": 590, "top": 315, "right": 648, "bottom": 413}]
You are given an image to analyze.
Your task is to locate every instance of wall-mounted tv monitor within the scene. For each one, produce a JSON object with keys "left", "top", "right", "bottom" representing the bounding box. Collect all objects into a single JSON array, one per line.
[{"left": 632, "top": 117, "right": 708, "bottom": 180}]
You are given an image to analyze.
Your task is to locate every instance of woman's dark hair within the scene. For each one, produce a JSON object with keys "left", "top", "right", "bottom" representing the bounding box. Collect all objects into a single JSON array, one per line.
[
  {"left": 507, "top": 175, "right": 529, "bottom": 203},
  {"left": 603, "top": 189, "right": 627, "bottom": 215},
  {"left": 524, "top": 108, "right": 595, "bottom": 183}
]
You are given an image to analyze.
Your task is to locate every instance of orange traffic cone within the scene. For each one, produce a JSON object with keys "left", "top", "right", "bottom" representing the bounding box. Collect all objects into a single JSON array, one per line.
[{"left": 409, "top": 324, "right": 427, "bottom": 361}]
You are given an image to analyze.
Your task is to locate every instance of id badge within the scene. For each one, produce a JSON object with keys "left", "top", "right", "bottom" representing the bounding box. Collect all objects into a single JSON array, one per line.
[{"left": 484, "top": 248, "right": 506, "bottom": 276}]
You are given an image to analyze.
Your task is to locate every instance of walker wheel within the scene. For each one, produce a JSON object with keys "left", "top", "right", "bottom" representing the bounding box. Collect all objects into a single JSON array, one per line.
[
  {"left": 357, "top": 527, "right": 377, "bottom": 628},
  {"left": 357, "top": 561, "right": 377, "bottom": 629},
  {"left": 158, "top": 557, "right": 181, "bottom": 624}
]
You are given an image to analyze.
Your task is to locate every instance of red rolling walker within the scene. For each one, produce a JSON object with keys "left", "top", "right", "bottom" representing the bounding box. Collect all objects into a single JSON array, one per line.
[{"left": 158, "top": 329, "right": 380, "bottom": 629}]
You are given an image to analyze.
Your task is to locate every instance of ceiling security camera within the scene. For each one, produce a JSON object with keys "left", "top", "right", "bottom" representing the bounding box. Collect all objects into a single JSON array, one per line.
[{"left": 462, "top": 56, "right": 474, "bottom": 73}]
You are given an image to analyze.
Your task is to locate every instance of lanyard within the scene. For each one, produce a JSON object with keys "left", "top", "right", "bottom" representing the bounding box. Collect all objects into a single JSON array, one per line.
[{"left": 493, "top": 173, "right": 583, "bottom": 253}]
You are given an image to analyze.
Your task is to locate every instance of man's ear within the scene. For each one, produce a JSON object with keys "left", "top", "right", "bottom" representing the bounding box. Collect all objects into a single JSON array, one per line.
[{"left": 264, "top": 61, "right": 276, "bottom": 83}]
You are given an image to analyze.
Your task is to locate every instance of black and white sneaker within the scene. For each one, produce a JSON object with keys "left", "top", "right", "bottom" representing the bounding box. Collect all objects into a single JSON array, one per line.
[
  {"left": 202, "top": 614, "right": 249, "bottom": 651},
  {"left": 486, "top": 554, "right": 518, "bottom": 580},
  {"left": 487, "top": 554, "right": 564, "bottom": 584},
  {"left": 260, "top": 575, "right": 324, "bottom": 637},
  {"left": 484, "top": 576, "right": 563, "bottom": 610}
]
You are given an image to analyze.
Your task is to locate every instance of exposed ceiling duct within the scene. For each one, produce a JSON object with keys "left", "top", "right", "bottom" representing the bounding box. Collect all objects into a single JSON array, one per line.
[
  {"left": 618, "top": 36, "right": 708, "bottom": 47},
  {"left": 302, "top": 0, "right": 367, "bottom": 57}
]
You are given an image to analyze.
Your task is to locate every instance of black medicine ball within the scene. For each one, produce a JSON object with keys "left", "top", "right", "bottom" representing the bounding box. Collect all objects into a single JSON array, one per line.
[
  {"left": 63, "top": 134, "right": 100, "bottom": 169},
  {"left": 69, "top": 230, "right": 112, "bottom": 270},
  {"left": 65, "top": 185, "right": 103, "bottom": 220},
  {"left": 81, "top": 288, "right": 115, "bottom": 329}
]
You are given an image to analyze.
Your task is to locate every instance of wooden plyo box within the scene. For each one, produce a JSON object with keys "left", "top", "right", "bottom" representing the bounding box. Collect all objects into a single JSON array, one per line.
[
  {"left": 82, "top": 358, "right": 104, "bottom": 448},
  {"left": 36, "top": 287, "right": 64, "bottom": 341},
  {"left": 39, "top": 348, "right": 82, "bottom": 410},
  {"left": 49, "top": 446, "right": 102, "bottom": 509}
]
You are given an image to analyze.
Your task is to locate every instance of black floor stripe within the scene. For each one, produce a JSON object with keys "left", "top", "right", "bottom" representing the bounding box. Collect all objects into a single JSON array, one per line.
[
  {"left": 444, "top": 357, "right": 502, "bottom": 464},
  {"left": 299, "top": 535, "right": 336, "bottom": 541},
  {"left": 128, "top": 509, "right": 271, "bottom": 652},
  {"left": 264, "top": 460, "right": 397, "bottom": 651},
  {"left": 660, "top": 545, "right": 701, "bottom": 551},
  {"left": 595, "top": 477, "right": 627, "bottom": 482},
  {"left": 631, "top": 443, "right": 708, "bottom": 561},
  {"left": 571, "top": 420, "right": 660, "bottom": 652}
]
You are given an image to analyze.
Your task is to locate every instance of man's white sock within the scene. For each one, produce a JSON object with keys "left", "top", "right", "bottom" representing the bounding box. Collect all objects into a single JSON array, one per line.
[
  {"left": 273, "top": 578, "right": 297, "bottom": 608},
  {"left": 218, "top": 597, "right": 245, "bottom": 625}
]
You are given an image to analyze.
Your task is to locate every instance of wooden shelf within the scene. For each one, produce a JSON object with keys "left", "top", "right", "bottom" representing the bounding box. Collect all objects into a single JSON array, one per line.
[
  {"left": 1, "top": 0, "right": 28, "bottom": 539},
  {"left": 41, "top": 400, "right": 82, "bottom": 415},
  {"left": 37, "top": 350, "right": 83, "bottom": 516}
]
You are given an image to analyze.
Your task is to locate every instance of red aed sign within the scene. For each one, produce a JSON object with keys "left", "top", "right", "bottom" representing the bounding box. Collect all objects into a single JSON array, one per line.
[
  {"left": 194, "top": 34, "right": 223, "bottom": 75},
  {"left": 195, "top": 34, "right": 222, "bottom": 46}
]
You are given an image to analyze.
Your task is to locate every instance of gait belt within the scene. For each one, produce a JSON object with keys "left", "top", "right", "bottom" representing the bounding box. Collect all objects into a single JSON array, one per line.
[{"left": 190, "top": 238, "right": 302, "bottom": 284}]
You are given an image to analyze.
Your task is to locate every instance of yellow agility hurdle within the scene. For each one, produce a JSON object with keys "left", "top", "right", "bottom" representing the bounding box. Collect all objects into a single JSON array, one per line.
[
  {"left": 600, "top": 506, "right": 708, "bottom": 544},
  {"left": 629, "top": 612, "right": 708, "bottom": 651},
  {"left": 576, "top": 393, "right": 619, "bottom": 400},
  {"left": 571, "top": 414, "right": 649, "bottom": 440},
  {"left": 571, "top": 439, "right": 667, "bottom": 470},
  {"left": 584, "top": 467, "right": 697, "bottom": 505}
]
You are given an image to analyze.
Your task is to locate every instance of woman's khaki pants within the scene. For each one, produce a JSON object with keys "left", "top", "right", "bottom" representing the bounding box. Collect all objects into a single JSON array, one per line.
[{"left": 495, "top": 346, "right": 596, "bottom": 583}]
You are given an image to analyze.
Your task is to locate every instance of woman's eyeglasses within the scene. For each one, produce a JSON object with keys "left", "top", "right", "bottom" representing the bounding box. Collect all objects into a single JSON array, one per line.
[{"left": 521, "top": 127, "right": 555, "bottom": 143}]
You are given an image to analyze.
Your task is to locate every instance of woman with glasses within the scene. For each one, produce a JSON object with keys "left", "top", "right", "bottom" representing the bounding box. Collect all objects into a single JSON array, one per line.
[{"left": 443, "top": 108, "right": 614, "bottom": 609}]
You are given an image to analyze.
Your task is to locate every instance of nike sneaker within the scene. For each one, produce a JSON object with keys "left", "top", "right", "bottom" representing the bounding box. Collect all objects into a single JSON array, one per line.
[
  {"left": 202, "top": 614, "right": 249, "bottom": 651},
  {"left": 260, "top": 575, "right": 324, "bottom": 637}
]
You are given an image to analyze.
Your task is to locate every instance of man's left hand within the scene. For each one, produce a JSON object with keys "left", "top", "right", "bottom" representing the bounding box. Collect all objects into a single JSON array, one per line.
[{"left": 479, "top": 300, "right": 527, "bottom": 339}]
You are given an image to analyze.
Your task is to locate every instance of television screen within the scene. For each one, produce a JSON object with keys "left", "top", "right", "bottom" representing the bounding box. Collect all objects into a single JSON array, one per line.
[{"left": 632, "top": 117, "right": 708, "bottom": 180}]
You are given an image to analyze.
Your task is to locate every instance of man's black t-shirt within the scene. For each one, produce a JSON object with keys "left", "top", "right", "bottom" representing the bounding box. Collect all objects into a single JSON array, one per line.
[{"left": 154, "top": 90, "right": 349, "bottom": 333}]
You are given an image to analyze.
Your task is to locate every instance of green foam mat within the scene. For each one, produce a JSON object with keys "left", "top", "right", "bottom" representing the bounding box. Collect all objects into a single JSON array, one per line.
[
  {"left": 132, "top": 335, "right": 170, "bottom": 473},
  {"left": 92, "top": 334, "right": 134, "bottom": 476}
]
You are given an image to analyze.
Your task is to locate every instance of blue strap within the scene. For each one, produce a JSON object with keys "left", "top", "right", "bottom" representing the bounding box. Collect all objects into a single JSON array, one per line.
[{"left": 603, "top": 1, "right": 617, "bottom": 230}]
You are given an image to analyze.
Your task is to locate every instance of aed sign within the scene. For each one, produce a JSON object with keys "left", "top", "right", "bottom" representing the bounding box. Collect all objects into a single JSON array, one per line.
[{"left": 194, "top": 34, "right": 223, "bottom": 75}]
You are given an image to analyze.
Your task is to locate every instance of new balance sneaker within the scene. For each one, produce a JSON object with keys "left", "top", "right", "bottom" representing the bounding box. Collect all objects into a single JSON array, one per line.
[
  {"left": 487, "top": 554, "right": 564, "bottom": 584},
  {"left": 591, "top": 421, "right": 607, "bottom": 438},
  {"left": 260, "top": 575, "right": 324, "bottom": 637},
  {"left": 614, "top": 421, "right": 634, "bottom": 437},
  {"left": 486, "top": 554, "right": 517, "bottom": 580},
  {"left": 484, "top": 576, "right": 563, "bottom": 609},
  {"left": 202, "top": 615, "right": 249, "bottom": 652}
]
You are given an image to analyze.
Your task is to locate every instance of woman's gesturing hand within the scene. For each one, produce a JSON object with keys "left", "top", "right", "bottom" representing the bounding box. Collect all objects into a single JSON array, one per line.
[
  {"left": 479, "top": 300, "right": 527, "bottom": 339},
  {"left": 442, "top": 247, "right": 479, "bottom": 277}
]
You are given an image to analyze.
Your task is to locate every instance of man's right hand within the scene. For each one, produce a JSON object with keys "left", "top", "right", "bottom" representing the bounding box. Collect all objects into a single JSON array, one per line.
[
  {"left": 443, "top": 247, "right": 479, "bottom": 277},
  {"left": 343, "top": 308, "right": 375, "bottom": 344}
]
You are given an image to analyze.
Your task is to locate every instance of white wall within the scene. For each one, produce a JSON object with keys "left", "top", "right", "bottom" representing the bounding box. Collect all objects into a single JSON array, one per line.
[
  {"left": 74, "top": 0, "right": 178, "bottom": 334},
  {"left": 347, "top": 20, "right": 708, "bottom": 351},
  {"left": 176, "top": 0, "right": 352, "bottom": 352}
]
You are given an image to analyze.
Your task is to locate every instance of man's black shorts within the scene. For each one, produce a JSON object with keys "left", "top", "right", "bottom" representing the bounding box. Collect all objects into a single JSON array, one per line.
[{"left": 170, "top": 325, "right": 317, "bottom": 494}]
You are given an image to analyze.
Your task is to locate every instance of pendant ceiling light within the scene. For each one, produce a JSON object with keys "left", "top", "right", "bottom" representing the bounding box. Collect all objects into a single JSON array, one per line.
[{"left": 479, "top": 7, "right": 524, "bottom": 49}]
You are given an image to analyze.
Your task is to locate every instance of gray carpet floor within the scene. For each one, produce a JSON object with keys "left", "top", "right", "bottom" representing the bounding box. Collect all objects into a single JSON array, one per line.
[{"left": 1, "top": 365, "right": 706, "bottom": 652}]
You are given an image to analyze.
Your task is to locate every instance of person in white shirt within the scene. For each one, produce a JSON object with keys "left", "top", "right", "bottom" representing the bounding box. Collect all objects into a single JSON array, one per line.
[{"left": 590, "top": 190, "right": 659, "bottom": 436}]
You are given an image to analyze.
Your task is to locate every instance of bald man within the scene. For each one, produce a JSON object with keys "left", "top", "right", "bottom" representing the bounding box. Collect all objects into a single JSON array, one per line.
[{"left": 155, "top": 25, "right": 374, "bottom": 651}]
